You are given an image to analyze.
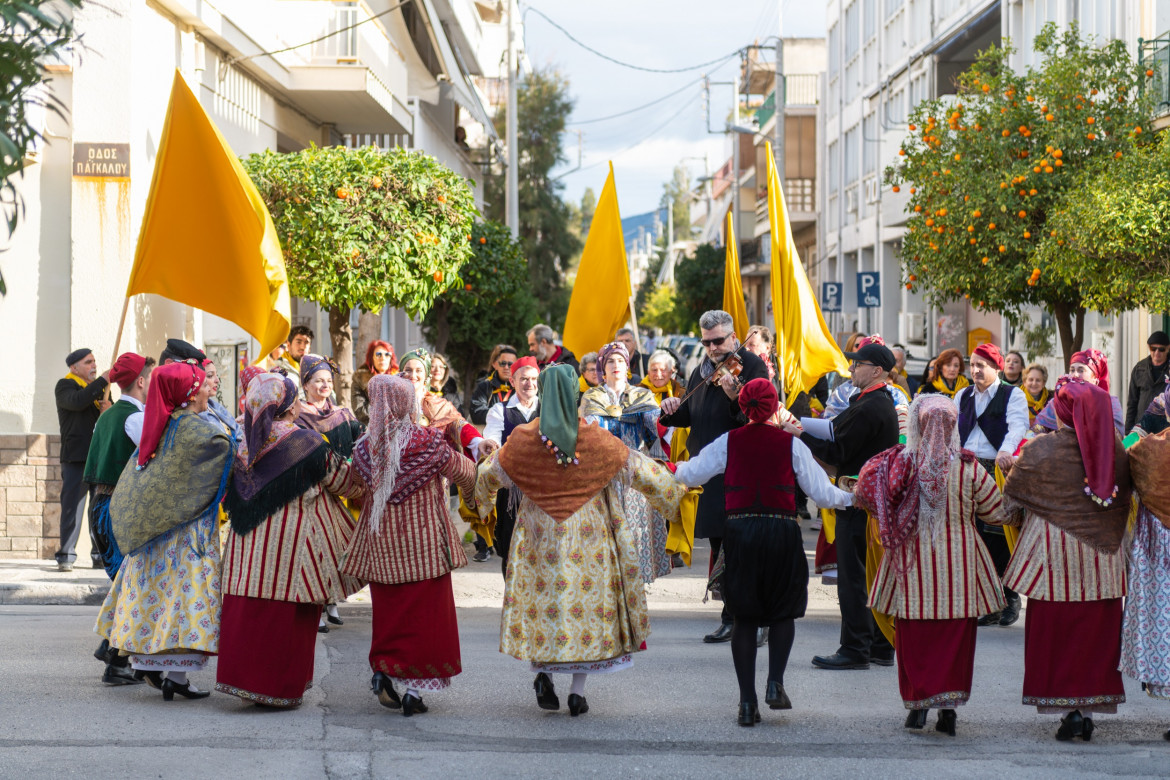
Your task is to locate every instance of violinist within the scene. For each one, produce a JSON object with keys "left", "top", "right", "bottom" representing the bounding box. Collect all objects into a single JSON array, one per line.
[{"left": 660, "top": 310, "right": 769, "bottom": 643}]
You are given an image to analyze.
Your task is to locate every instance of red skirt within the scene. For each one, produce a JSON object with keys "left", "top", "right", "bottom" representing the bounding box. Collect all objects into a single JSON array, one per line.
[
  {"left": 895, "top": 617, "right": 976, "bottom": 709},
  {"left": 215, "top": 595, "right": 320, "bottom": 707},
  {"left": 814, "top": 525, "right": 837, "bottom": 573},
  {"left": 1023, "top": 597, "right": 1125, "bottom": 713},
  {"left": 371, "top": 572, "right": 461, "bottom": 687}
]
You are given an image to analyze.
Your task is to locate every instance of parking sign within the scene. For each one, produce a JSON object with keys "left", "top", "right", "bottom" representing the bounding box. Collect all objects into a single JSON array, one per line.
[
  {"left": 821, "top": 282, "right": 843, "bottom": 312},
  {"left": 857, "top": 272, "right": 881, "bottom": 308}
]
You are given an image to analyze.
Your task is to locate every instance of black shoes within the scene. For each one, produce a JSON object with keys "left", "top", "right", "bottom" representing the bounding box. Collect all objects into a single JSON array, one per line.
[
  {"left": 102, "top": 664, "right": 143, "bottom": 685},
  {"left": 371, "top": 672, "right": 401, "bottom": 709},
  {"left": 568, "top": 693, "right": 589, "bottom": 717},
  {"left": 737, "top": 701, "right": 761, "bottom": 727},
  {"left": 999, "top": 594, "right": 1022, "bottom": 626},
  {"left": 534, "top": 672, "right": 560, "bottom": 710},
  {"left": 765, "top": 680, "right": 792, "bottom": 710},
  {"left": 1056, "top": 709, "right": 1093, "bottom": 741},
  {"left": 402, "top": 693, "right": 428, "bottom": 717},
  {"left": 812, "top": 653, "right": 869, "bottom": 670},
  {"left": 472, "top": 549, "right": 492, "bottom": 563},
  {"left": 936, "top": 708, "right": 957, "bottom": 736},
  {"left": 870, "top": 653, "right": 895, "bottom": 667},
  {"left": 703, "top": 623, "right": 734, "bottom": 643},
  {"left": 161, "top": 678, "right": 210, "bottom": 701},
  {"left": 140, "top": 670, "right": 165, "bottom": 690},
  {"left": 756, "top": 627, "right": 768, "bottom": 647},
  {"left": 325, "top": 609, "right": 343, "bottom": 626},
  {"left": 318, "top": 623, "right": 330, "bottom": 634},
  {"left": 904, "top": 709, "right": 927, "bottom": 729},
  {"left": 94, "top": 639, "right": 111, "bottom": 663},
  {"left": 977, "top": 611, "right": 1003, "bottom": 627}
]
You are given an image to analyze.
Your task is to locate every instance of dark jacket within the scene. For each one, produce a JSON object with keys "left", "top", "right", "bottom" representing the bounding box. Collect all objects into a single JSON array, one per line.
[
  {"left": 659, "top": 349, "right": 769, "bottom": 538},
  {"left": 538, "top": 345, "right": 579, "bottom": 373},
  {"left": 628, "top": 350, "right": 651, "bottom": 385},
  {"left": 800, "top": 383, "right": 898, "bottom": 478},
  {"left": 469, "top": 372, "right": 513, "bottom": 425},
  {"left": 1126, "top": 356, "right": 1170, "bottom": 432},
  {"left": 55, "top": 376, "right": 109, "bottom": 464}
]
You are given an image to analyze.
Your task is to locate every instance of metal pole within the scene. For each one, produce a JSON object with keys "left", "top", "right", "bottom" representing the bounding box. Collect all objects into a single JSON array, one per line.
[
  {"left": 505, "top": 0, "right": 519, "bottom": 237},
  {"left": 667, "top": 199, "right": 674, "bottom": 262},
  {"left": 775, "top": 9, "right": 784, "bottom": 191}
]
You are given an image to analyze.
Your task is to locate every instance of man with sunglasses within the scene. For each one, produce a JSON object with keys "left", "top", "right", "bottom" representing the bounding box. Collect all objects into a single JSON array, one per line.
[
  {"left": 1125, "top": 331, "right": 1170, "bottom": 433},
  {"left": 470, "top": 345, "right": 518, "bottom": 425},
  {"left": 782, "top": 341, "right": 899, "bottom": 670},
  {"left": 660, "top": 310, "right": 768, "bottom": 643}
]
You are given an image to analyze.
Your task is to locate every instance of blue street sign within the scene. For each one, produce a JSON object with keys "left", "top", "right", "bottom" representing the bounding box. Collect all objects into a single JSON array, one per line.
[
  {"left": 821, "top": 282, "right": 843, "bottom": 312},
  {"left": 857, "top": 272, "right": 881, "bottom": 308}
]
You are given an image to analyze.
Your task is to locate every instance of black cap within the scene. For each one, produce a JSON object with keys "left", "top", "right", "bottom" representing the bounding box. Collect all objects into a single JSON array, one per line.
[
  {"left": 843, "top": 343, "right": 896, "bottom": 372},
  {"left": 1148, "top": 331, "right": 1169, "bottom": 347},
  {"left": 65, "top": 348, "right": 92, "bottom": 367},
  {"left": 161, "top": 338, "right": 206, "bottom": 363}
]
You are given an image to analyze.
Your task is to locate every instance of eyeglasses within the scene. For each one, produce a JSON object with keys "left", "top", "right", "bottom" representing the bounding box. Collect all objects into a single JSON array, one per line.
[
  {"left": 1151, "top": 347, "right": 1168, "bottom": 354},
  {"left": 701, "top": 335, "right": 730, "bottom": 348},
  {"left": 373, "top": 351, "right": 392, "bottom": 358},
  {"left": 850, "top": 361, "right": 878, "bottom": 369},
  {"left": 497, "top": 360, "right": 515, "bottom": 368}
]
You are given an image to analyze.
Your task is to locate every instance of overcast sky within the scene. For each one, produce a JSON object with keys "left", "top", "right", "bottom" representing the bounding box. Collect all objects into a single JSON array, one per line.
[{"left": 520, "top": 0, "right": 826, "bottom": 218}]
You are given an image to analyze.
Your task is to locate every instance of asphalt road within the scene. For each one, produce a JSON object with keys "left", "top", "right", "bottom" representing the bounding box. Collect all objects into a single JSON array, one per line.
[{"left": 1, "top": 541, "right": 1168, "bottom": 778}]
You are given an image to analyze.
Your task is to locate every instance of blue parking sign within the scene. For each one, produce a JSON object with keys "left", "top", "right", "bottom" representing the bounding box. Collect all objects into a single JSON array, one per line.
[
  {"left": 857, "top": 272, "right": 881, "bottom": 308},
  {"left": 821, "top": 282, "right": 842, "bottom": 312}
]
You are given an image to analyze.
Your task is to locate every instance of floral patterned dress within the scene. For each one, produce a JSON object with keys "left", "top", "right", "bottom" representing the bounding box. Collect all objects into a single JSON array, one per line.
[{"left": 1121, "top": 505, "right": 1170, "bottom": 699}]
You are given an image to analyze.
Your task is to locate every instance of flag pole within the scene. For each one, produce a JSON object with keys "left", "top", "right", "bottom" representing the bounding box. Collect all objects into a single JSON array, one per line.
[{"left": 103, "top": 295, "right": 132, "bottom": 402}]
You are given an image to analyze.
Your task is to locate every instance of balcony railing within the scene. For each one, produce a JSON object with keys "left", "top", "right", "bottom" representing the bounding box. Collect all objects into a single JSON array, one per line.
[
  {"left": 754, "top": 74, "right": 820, "bottom": 126},
  {"left": 755, "top": 178, "right": 817, "bottom": 227},
  {"left": 1139, "top": 34, "right": 1170, "bottom": 117}
]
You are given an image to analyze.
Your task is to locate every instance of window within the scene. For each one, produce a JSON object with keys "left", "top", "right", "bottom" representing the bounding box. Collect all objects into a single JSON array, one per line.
[
  {"left": 828, "top": 139, "right": 839, "bottom": 194},
  {"left": 863, "top": 113, "right": 877, "bottom": 174},
  {"left": 885, "top": 0, "right": 904, "bottom": 16},
  {"left": 828, "top": 23, "right": 839, "bottom": 79},
  {"left": 864, "top": 0, "right": 876, "bottom": 40},
  {"left": 844, "top": 125, "right": 859, "bottom": 185},
  {"left": 845, "top": 1, "right": 860, "bottom": 59},
  {"left": 886, "top": 87, "right": 905, "bottom": 125}
]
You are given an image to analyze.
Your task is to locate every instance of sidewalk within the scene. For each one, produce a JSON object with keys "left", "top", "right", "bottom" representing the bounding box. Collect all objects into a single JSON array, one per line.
[{"left": 0, "top": 558, "right": 111, "bottom": 605}]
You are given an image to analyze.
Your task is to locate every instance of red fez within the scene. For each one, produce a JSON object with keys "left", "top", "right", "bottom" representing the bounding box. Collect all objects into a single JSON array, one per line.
[
  {"left": 972, "top": 342, "right": 1004, "bottom": 371},
  {"left": 511, "top": 356, "right": 539, "bottom": 376},
  {"left": 738, "top": 377, "right": 779, "bottom": 424},
  {"left": 110, "top": 352, "right": 147, "bottom": 390}
]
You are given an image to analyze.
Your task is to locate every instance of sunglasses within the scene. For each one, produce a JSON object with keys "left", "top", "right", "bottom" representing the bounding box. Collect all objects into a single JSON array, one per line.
[
  {"left": 498, "top": 360, "right": 516, "bottom": 368},
  {"left": 1151, "top": 347, "right": 1168, "bottom": 354},
  {"left": 701, "top": 335, "right": 731, "bottom": 347},
  {"left": 373, "top": 351, "right": 392, "bottom": 358}
]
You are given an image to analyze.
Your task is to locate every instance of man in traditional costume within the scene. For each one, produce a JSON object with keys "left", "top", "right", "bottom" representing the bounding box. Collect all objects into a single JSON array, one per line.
[
  {"left": 783, "top": 341, "right": 899, "bottom": 670},
  {"left": 659, "top": 310, "right": 768, "bottom": 643},
  {"left": 83, "top": 352, "right": 153, "bottom": 685},
  {"left": 952, "top": 342, "right": 1028, "bottom": 627},
  {"left": 676, "top": 379, "right": 852, "bottom": 726},
  {"left": 54, "top": 347, "right": 111, "bottom": 571},
  {"left": 96, "top": 361, "right": 234, "bottom": 700},
  {"left": 475, "top": 365, "right": 684, "bottom": 716},
  {"left": 343, "top": 375, "right": 479, "bottom": 716},
  {"left": 217, "top": 373, "right": 365, "bottom": 708},
  {"left": 1002, "top": 378, "right": 1130, "bottom": 741},
  {"left": 856, "top": 395, "right": 1006, "bottom": 736}
]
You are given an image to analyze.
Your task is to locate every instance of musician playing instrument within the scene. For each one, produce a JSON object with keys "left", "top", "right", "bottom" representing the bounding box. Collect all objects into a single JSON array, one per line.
[{"left": 660, "top": 310, "right": 769, "bottom": 643}]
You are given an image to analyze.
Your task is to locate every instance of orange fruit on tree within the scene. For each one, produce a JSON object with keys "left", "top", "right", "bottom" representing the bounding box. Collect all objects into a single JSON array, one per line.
[
  {"left": 982, "top": 256, "right": 989, "bottom": 264},
  {"left": 999, "top": 245, "right": 1006, "bottom": 252},
  {"left": 1147, "top": 69, "right": 1155, "bottom": 77},
  {"left": 479, "top": 237, "right": 487, "bottom": 244},
  {"left": 892, "top": 185, "right": 900, "bottom": 192},
  {"left": 1086, "top": 116, "right": 1095, "bottom": 124},
  {"left": 433, "top": 271, "right": 444, "bottom": 282},
  {"left": 1029, "top": 189, "right": 1037, "bottom": 195},
  {"left": 973, "top": 210, "right": 982, "bottom": 218},
  {"left": 371, "top": 176, "right": 383, "bottom": 189},
  {"left": 970, "top": 238, "right": 977, "bottom": 245},
  {"left": 1087, "top": 132, "right": 1096, "bottom": 140},
  {"left": 1045, "top": 114, "right": 1055, "bottom": 121},
  {"left": 464, "top": 284, "right": 473, "bottom": 291},
  {"left": 336, "top": 188, "right": 350, "bottom": 199},
  {"left": 1018, "top": 210, "right": 1027, "bottom": 218},
  {"left": 1053, "top": 149, "right": 1063, "bottom": 158},
  {"left": 1024, "top": 231, "right": 1031, "bottom": 238}
]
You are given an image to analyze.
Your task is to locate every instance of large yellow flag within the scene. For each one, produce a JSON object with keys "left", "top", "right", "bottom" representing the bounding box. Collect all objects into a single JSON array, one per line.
[
  {"left": 127, "top": 71, "right": 291, "bottom": 361},
  {"left": 722, "top": 210, "right": 749, "bottom": 340},
  {"left": 561, "top": 163, "right": 631, "bottom": 359},
  {"left": 766, "top": 142, "right": 848, "bottom": 398}
]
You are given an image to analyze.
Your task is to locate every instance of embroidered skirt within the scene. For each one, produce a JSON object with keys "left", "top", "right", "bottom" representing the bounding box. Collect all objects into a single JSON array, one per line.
[
  {"left": 1023, "top": 597, "right": 1126, "bottom": 714},
  {"left": 370, "top": 573, "right": 461, "bottom": 689},
  {"left": 722, "top": 513, "right": 808, "bottom": 623},
  {"left": 895, "top": 617, "right": 976, "bottom": 709},
  {"left": 1121, "top": 508, "right": 1170, "bottom": 699},
  {"left": 215, "top": 595, "right": 320, "bottom": 707}
]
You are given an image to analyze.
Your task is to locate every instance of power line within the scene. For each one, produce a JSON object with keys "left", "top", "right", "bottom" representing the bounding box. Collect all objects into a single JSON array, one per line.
[
  {"left": 567, "top": 76, "right": 705, "bottom": 126},
  {"left": 523, "top": 6, "right": 743, "bottom": 74}
]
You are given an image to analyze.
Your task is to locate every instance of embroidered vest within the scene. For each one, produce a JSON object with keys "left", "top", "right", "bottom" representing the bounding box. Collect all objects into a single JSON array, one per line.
[
  {"left": 958, "top": 383, "right": 1013, "bottom": 450},
  {"left": 724, "top": 424, "right": 797, "bottom": 514},
  {"left": 502, "top": 401, "right": 539, "bottom": 445},
  {"left": 83, "top": 400, "right": 139, "bottom": 486}
]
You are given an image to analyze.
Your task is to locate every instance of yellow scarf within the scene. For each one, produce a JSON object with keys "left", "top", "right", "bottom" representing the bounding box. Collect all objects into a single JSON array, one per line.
[
  {"left": 1025, "top": 387, "right": 1050, "bottom": 422},
  {"left": 928, "top": 374, "right": 969, "bottom": 399},
  {"left": 639, "top": 376, "right": 677, "bottom": 405},
  {"left": 65, "top": 372, "right": 101, "bottom": 411}
]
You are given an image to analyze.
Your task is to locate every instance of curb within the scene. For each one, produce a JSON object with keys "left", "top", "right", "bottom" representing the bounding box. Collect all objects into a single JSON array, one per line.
[{"left": 0, "top": 582, "right": 110, "bottom": 606}]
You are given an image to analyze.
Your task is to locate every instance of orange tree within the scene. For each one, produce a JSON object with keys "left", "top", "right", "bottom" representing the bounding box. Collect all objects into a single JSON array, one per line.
[
  {"left": 421, "top": 219, "right": 538, "bottom": 403},
  {"left": 243, "top": 144, "right": 477, "bottom": 405},
  {"left": 886, "top": 23, "right": 1153, "bottom": 364}
]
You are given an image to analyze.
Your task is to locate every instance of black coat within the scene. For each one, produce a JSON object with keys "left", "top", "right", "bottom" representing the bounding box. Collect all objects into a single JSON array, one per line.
[
  {"left": 659, "top": 349, "right": 769, "bottom": 538},
  {"left": 1126, "top": 356, "right": 1170, "bottom": 432},
  {"left": 800, "top": 384, "right": 898, "bottom": 478},
  {"left": 55, "top": 376, "right": 109, "bottom": 464},
  {"left": 469, "top": 373, "right": 512, "bottom": 425}
]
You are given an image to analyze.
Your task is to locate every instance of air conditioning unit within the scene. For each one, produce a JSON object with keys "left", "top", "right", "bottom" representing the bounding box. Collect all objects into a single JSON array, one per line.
[
  {"left": 901, "top": 311, "right": 926, "bottom": 345},
  {"left": 845, "top": 188, "right": 858, "bottom": 214},
  {"left": 864, "top": 177, "right": 880, "bottom": 204}
]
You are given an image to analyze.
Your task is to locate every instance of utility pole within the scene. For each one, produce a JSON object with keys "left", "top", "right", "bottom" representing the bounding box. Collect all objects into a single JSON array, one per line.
[
  {"left": 731, "top": 67, "right": 740, "bottom": 253},
  {"left": 667, "top": 199, "right": 674, "bottom": 267},
  {"left": 505, "top": 0, "right": 519, "bottom": 237},
  {"left": 775, "top": 2, "right": 784, "bottom": 191}
]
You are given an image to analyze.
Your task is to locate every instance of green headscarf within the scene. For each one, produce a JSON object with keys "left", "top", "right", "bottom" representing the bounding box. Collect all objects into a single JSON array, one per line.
[
  {"left": 538, "top": 364, "right": 580, "bottom": 466},
  {"left": 399, "top": 348, "right": 432, "bottom": 378}
]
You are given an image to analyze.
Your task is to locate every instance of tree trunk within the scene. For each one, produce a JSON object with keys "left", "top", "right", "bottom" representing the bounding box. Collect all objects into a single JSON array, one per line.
[
  {"left": 1051, "top": 300, "right": 1086, "bottom": 368},
  {"left": 356, "top": 310, "right": 382, "bottom": 360},
  {"left": 329, "top": 306, "right": 355, "bottom": 408},
  {"left": 432, "top": 301, "right": 451, "bottom": 354}
]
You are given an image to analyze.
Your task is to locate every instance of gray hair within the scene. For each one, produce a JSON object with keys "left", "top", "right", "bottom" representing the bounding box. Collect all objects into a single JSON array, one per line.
[
  {"left": 647, "top": 349, "right": 676, "bottom": 370},
  {"left": 527, "top": 324, "right": 556, "bottom": 344},
  {"left": 890, "top": 345, "right": 906, "bottom": 359},
  {"left": 579, "top": 352, "right": 599, "bottom": 371},
  {"left": 699, "top": 309, "right": 734, "bottom": 332},
  {"left": 615, "top": 327, "right": 635, "bottom": 339}
]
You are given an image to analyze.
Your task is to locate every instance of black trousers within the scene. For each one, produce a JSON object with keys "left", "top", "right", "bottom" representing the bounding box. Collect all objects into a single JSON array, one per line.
[
  {"left": 834, "top": 507, "right": 893, "bottom": 661},
  {"left": 56, "top": 462, "right": 98, "bottom": 565},
  {"left": 975, "top": 458, "right": 1017, "bottom": 605},
  {"left": 494, "top": 489, "right": 516, "bottom": 578}
]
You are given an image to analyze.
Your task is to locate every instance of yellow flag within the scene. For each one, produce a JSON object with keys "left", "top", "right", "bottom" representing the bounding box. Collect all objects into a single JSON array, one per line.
[
  {"left": 127, "top": 71, "right": 291, "bottom": 361},
  {"left": 722, "top": 210, "right": 749, "bottom": 340},
  {"left": 766, "top": 142, "right": 849, "bottom": 398},
  {"left": 562, "top": 163, "right": 631, "bottom": 359}
]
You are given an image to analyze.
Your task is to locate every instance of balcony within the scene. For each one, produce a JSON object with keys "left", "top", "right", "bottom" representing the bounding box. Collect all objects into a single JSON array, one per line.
[
  {"left": 754, "top": 177, "right": 817, "bottom": 234},
  {"left": 1139, "top": 33, "right": 1170, "bottom": 124},
  {"left": 753, "top": 74, "right": 819, "bottom": 126}
]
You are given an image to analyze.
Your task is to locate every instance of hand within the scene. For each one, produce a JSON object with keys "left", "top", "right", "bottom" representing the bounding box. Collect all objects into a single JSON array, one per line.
[
  {"left": 780, "top": 420, "right": 802, "bottom": 436},
  {"left": 100, "top": 370, "right": 112, "bottom": 382},
  {"left": 98, "top": 399, "right": 113, "bottom": 413},
  {"left": 995, "top": 451, "right": 1015, "bottom": 472},
  {"left": 660, "top": 397, "right": 681, "bottom": 415},
  {"left": 478, "top": 439, "right": 499, "bottom": 460},
  {"left": 719, "top": 372, "right": 739, "bottom": 399}
]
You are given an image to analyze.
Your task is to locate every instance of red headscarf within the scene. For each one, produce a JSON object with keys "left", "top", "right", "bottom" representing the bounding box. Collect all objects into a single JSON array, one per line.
[
  {"left": 364, "top": 340, "right": 398, "bottom": 374},
  {"left": 1052, "top": 378, "right": 1118, "bottom": 505},
  {"left": 137, "top": 361, "right": 206, "bottom": 468},
  {"left": 1070, "top": 348, "right": 1110, "bottom": 393},
  {"left": 738, "top": 377, "right": 779, "bottom": 424}
]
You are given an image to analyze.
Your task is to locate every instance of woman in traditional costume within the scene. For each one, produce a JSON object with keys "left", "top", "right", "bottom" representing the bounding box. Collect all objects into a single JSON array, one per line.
[
  {"left": 915, "top": 348, "right": 969, "bottom": 399},
  {"left": 581, "top": 341, "right": 670, "bottom": 583},
  {"left": 675, "top": 379, "right": 852, "bottom": 726},
  {"left": 1120, "top": 384, "right": 1170, "bottom": 739},
  {"left": 297, "top": 354, "right": 364, "bottom": 458},
  {"left": 399, "top": 348, "right": 486, "bottom": 459},
  {"left": 1031, "top": 349, "right": 1124, "bottom": 435},
  {"left": 353, "top": 340, "right": 397, "bottom": 426},
  {"left": 1002, "top": 378, "right": 1130, "bottom": 741},
  {"left": 475, "top": 365, "right": 684, "bottom": 717},
  {"left": 201, "top": 359, "right": 241, "bottom": 438},
  {"left": 855, "top": 395, "right": 1006, "bottom": 736},
  {"left": 1021, "top": 363, "right": 1050, "bottom": 425},
  {"left": 216, "top": 373, "right": 365, "bottom": 707},
  {"left": 342, "top": 375, "right": 478, "bottom": 716},
  {"left": 96, "top": 361, "right": 233, "bottom": 700}
]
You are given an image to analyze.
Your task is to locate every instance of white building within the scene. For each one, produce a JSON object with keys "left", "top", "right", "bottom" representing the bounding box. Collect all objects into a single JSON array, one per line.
[
  {"left": 820, "top": 0, "right": 1169, "bottom": 383},
  {"left": 0, "top": 0, "right": 513, "bottom": 556}
]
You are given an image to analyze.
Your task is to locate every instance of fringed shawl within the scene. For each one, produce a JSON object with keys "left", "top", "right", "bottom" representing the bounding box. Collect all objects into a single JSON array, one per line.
[
  {"left": 298, "top": 402, "right": 363, "bottom": 457},
  {"left": 225, "top": 427, "right": 331, "bottom": 535},
  {"left": 1129, "top": 429, "right": 1170, "bottom": 530},
  {"left": 353, "top": 424, "right": 451, "bottom": 506}
]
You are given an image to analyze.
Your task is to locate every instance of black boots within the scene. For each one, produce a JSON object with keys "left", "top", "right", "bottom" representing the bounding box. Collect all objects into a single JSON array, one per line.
[
  {"left": 936, "top": 708, "right": 957, "bottom": 736},
  {"left": 1056, "top": 710, "right": 1094, "bottom": 741},
  {"left": 904, "top": 709, "right": 928, "bottom": 729},
  {"left": 999, "top": 593, "right": 1022, "bottom": 626},
  {"left": 737, "top": 701, "right": 761, "bottom": 727}
]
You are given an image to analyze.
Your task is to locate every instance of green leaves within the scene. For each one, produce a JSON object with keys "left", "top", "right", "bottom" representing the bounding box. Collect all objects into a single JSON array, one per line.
[{"left": 241, "top": 144, "right": 478, "bottom": 320}]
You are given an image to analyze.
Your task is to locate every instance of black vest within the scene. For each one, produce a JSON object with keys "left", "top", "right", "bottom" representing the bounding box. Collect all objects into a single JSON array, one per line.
[
  {"left": 958, "top": 383, "right": 1013, "bottom": 450},
  {"left": 501, "top": 401, "right": 539, "bottom": 445}
]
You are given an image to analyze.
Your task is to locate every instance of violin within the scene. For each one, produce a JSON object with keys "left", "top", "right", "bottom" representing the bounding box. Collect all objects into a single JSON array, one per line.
[{"left": 675, "top": 343, "right": 749, "bottom": 408}]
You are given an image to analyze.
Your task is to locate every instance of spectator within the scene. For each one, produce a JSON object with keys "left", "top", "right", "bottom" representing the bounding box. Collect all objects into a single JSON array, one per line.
[
  {"left": 578, "top": 352, "right": 600, "bottom": 393},
  {"left": 888, "top": 345, "right": 912, "bottom": 397},
  {"left": 527, "top": 324, "right": 579, "bottom": 372},
  {"left": 1126, "top": 330, "right": 1170, "bottom": 433},
  {"left": 469, "top": 345, "right": 517, "bottom": 425},
  {"left": 278, "top": 325, "right": 314, "bottom": 393},
  {"left": 1022, "top": 363, "right": 1050, "bottom": 424},
  {"left": 917, "top": 348, "right": 969, "bottom": 399},
  {"left": 55, "top": 348, "right": 111, "bottom": 572},
  {"left": 615, "top": 328, "right": 650, "bottom": 381},
  {"left": 429, "top": 353, "right": 462, "bottom": 413},
  {"left": 353, "top": 340, "right": 397, "bottom": 425},
  {"left": 1001, "top": 351, "right": 1026, "bottom": 387}
]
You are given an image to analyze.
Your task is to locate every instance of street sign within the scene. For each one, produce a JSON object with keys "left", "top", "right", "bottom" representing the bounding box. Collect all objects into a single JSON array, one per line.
[
  {"left": 821, "top": 282, "right": 843, "bottom": 312},
  {"left": 857, "top": 272, "right": 881, "bottom": 308}
]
